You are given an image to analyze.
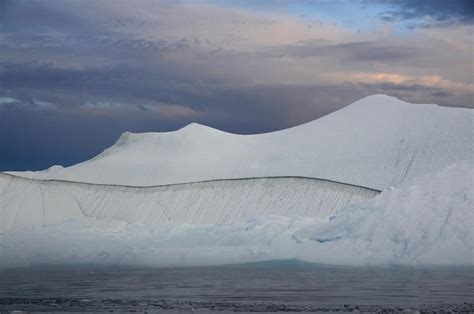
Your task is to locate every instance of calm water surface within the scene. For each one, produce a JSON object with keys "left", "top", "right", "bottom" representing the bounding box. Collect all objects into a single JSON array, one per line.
[{"left": 1, "top": 261, "right": 473, "bottom": 312}]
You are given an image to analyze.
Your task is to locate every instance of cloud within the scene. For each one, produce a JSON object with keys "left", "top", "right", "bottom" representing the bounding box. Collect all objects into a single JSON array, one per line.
[
  {"left": 1, "top": 1, "right": 472, "bottom": 107},
  {"left": 378, "top": 0, "right": 474, "bottom": 27},
  {"left": 262, "top": 40, "right": 426, "bottom": 66},
  {"left": 0, "top": 96, "right": 19, "bottom": 105},
  {"left": 334, "top": 72, "right": 474, "bottom": 93}
]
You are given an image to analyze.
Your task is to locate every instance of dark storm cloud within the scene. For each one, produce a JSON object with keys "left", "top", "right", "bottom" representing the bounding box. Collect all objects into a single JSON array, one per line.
[
  {"left": 265, "top": 41, "right": 424, "bottom": 64},
  {"left": 0, "top": 0, "right": 13, "bottom": 19},
  {"left": 0, "top": 0, "right": 97, "bottom": 37},
  {"left": 0, "top": 61, "right": 348, "bottom": 131},
  {"left": 378, "top": 0, "right": 474, "bottom": 26},
  {"left": 3, "top": 60, "right": 459, "bottom": 131}
]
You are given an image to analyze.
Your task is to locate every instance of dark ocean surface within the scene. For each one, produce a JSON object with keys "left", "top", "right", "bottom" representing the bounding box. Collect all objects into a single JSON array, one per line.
[{"left": 1, "top": 261, "right": 473, "bottom": 313}]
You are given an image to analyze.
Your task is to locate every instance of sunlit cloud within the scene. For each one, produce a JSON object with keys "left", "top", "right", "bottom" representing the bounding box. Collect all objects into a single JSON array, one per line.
[{"left": 334, "top": 72, "right": 474, "bottom": 93}]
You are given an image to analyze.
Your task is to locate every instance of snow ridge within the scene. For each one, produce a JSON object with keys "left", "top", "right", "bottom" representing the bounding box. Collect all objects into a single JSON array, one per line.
[{"left": 9, "top": 95, "right": 473, "bottom": 191}]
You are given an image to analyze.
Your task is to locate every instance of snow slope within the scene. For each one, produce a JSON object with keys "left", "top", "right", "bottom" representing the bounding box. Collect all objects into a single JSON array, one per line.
[
  {"left": 1, "top": 161, "right": 472, "bottom": 267},
  {"left": 0, "top": 174, "right": 378, "bottom": 231},
  {"left": 10, "top": 95, "right": 473, "bottom": 190}
]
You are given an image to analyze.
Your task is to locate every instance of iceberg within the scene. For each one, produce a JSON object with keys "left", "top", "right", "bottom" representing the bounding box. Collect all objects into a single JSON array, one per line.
[{"left": 1, "top": 95, "right": 472, "bottom": 267}]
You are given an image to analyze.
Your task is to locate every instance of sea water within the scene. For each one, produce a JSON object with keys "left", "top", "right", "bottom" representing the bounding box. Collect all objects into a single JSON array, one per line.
[{"left": 1, "top": 261, "right": 473, "bottom": 312}]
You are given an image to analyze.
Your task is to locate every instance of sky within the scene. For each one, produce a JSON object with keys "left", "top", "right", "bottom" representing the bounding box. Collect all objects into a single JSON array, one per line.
[{"left": 0, "top": 0, "right": 473, "bottom": 171}]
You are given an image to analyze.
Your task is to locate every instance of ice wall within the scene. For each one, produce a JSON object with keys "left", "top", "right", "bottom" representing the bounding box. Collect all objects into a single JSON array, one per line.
[{"left": 0, "top": 174, "right": 378, "bottom": 231}]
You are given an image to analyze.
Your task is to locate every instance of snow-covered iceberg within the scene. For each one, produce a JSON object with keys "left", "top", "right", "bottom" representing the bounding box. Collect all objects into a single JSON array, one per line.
[{"left": 1, "top": 95, "right": 473, "bottom": 267}]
